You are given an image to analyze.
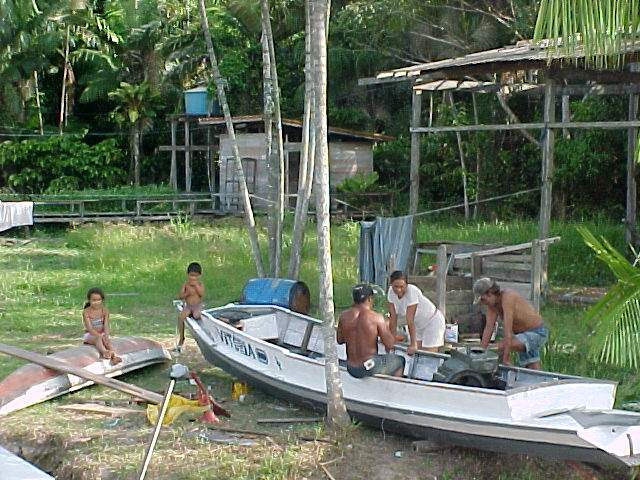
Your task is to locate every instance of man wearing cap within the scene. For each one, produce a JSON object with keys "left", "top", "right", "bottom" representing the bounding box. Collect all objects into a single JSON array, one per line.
[
  {"left": 337, "top": 284, "right": 405, "bottom": 378},
  {"left": 474, "top": 277, "right": 548, "bottom": 369}
]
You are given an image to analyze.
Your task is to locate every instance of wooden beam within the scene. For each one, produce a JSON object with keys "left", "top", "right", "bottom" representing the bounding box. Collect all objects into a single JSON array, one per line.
[
  {"left": 411, "top": 120, "right": 640, "bottom": 134},
  {"left": 0, "top": 343, "right": 163, "bottom": 404},
  {"left": 159, "top": 145, "right": 213, "bottom": 152},
  {"left": 539, "top": 80, "right": 556, "bottom": 296},
  {"left": 409, "top": 89, "right": 422, "bottom": 217},
  {"left": 170, "top": 120, "right": 177, "bottom": 191},
  {"left": 628, "top": 93, "right": 638, "bottom": 246}
]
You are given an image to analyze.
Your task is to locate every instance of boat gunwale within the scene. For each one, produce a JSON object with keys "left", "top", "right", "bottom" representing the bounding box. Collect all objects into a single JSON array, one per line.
[{"left": 192, "top": 305, "right": 617, "bottom": 397}]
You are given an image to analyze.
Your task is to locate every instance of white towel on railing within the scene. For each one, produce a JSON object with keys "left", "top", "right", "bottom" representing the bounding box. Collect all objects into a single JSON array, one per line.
[{"left": 0, "top": 201, "right": 34, "bottom": 232}]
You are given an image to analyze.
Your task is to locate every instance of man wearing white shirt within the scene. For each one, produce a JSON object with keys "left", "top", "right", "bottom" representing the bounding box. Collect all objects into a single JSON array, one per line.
[{"left": 387, "top": 270, "right": 445, "bottom": 355}]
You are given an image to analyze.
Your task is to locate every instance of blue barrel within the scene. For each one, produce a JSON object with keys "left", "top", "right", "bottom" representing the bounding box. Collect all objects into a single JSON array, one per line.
[{"left": 240, "top": 278, "right": 310, "bottom": 314}]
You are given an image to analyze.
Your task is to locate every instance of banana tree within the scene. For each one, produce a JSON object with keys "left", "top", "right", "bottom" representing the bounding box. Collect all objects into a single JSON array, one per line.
[{"left": 108, "top": 81, "right": 161, "bottom": 186}]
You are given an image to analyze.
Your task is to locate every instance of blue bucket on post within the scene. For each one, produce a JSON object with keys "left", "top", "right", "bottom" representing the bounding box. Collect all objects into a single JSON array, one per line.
[{"left": 240, "top": 278, "right": 311, "bottom": 315}]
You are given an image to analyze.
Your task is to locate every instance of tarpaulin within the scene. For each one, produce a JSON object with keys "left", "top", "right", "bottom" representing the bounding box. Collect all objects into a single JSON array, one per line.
[{"left": 358, "top": 215, "right": 413, "bottom": 287}]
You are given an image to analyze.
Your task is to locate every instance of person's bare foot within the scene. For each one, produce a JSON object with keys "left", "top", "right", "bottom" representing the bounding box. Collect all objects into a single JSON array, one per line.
[
  {"left": 102, "top": 351, "right": 112, "bottom": 360},
  {"left": 110, "top": 353, "right": 122, "bottom": 365}
]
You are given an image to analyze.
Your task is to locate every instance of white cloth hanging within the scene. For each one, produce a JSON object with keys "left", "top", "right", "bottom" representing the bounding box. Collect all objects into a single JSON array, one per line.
[{"left": 0, "top": 201, "right": 34, "bottom": 232}]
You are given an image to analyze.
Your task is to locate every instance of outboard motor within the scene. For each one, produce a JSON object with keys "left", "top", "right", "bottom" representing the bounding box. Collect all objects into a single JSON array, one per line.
[{"left": 433, "top": 347, "right": 506, "bottom": 389}]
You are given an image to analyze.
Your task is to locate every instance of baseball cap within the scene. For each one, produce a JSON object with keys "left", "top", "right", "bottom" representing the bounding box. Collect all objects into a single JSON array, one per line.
[
  {"left": 473, "top": 277, "right": 497, "bottom": 303},
  {"left": 352, "top": 283, "right": 375, "bottom": 303}
]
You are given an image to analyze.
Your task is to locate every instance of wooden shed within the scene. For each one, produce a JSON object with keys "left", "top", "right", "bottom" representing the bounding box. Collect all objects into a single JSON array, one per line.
[{"left": 198, "top": 115, "right": 392, "bottom": 211}]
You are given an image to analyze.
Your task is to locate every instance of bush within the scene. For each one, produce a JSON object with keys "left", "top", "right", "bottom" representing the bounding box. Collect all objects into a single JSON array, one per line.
[{"left": 0, "top": 135, "right": 126, "bottom": 193}]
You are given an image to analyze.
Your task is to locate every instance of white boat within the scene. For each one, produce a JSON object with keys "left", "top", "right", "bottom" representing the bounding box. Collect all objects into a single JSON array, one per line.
[
  {"left": 183, "top": 303, "right": 640, "bottom": 468},
  {"left": 0, "top": 445, "right": 54, "bottom": 479}
]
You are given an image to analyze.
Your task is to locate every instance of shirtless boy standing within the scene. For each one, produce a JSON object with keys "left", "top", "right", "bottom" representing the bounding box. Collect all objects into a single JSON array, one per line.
[
  {"left": 475, "top": 277, "right": 548, "bottom": 369},
  {"left": 175, "top": 262, "right": 204, "bottom": 353},
  {"left": 337, "top": 284, "right": 405, "bottom": 378}
]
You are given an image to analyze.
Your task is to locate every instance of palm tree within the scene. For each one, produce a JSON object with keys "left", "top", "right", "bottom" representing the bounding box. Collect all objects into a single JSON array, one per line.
[
  {"left": 197, "top": 0, "right": 266, "bottom": 277},
  {"left": 108, "top": 81, "right": 161, "bottom": 186},
  {"left": 310, "top": 0, "right": 350, "bottom": 429}
]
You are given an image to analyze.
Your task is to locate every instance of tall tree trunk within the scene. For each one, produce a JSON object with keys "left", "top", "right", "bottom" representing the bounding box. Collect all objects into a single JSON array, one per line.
[
  {"left": 288, "top": 0, "right": 315, "bottom": 280},
  {"left": 197, "top": 0, "right": 265, "bottom": 277},
  {"left": 261, "top": 27, "right": 277, "bottom": 276},
  {"left": 59, "top": 25, "right": 70, "bottom": 135},
  {"left": 261, "top": 0, "right": 284, "bottom": 277},
  {"left": 311, "top": 0, "right": 349, "bottom": 429},
  {"left": 133, "top": 123, "right": 141, "bottom": 187},
  {"left": 447, "top": 92, "right": 469, "bottom": 220},
  {"left": 33, "top": 71, "right": 43, "bottom": 135}
]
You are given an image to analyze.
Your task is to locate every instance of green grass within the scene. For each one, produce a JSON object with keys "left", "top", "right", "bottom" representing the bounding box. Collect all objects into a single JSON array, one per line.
[{"left": 0, "top": 216, "right": 636, "bottom": 479}]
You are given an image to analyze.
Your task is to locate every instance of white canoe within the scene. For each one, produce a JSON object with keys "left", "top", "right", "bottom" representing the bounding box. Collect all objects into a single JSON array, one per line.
[
  {"left": 184, "top": 303, "right": 640, "bottom": 468},
  {"left": 0, "top": 445, "right": 54, "bottom": 480},
  {"left": 0, "top": 336, "right": 170, "bottom": 416}
]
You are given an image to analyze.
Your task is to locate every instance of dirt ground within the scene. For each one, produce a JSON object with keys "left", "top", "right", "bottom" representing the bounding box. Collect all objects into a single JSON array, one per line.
[{"left": 0, "top": 339, "right": 634, "bottom": 480}]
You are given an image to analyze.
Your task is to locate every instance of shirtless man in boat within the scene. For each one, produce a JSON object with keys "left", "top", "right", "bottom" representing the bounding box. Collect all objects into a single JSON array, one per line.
[
  {"left": 337, "top": 284, "right": 405, "bottom": 378},
  {"left": 475, "top": 277, "right": 548, "bottom": 370}
]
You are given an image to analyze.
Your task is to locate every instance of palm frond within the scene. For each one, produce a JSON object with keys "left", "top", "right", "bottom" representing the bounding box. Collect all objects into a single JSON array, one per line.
[
  {"left": 578, "top": 226, "right": 640, "bottom": 367},
  {"left": 534, "top": 0, "right": 640, "bottom": 69}
]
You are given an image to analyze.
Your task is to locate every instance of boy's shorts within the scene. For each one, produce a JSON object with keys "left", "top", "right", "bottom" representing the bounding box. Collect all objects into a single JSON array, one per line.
[
  {"left": 183, "top": 303, "right": 203, "bottom": 319},
  {"left": 515, "top": 325, "right": 548, "bottom": 366}
]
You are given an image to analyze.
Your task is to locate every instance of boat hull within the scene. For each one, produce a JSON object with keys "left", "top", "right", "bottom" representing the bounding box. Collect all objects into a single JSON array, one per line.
[
  {"left": 185, "top": 308, "right": 640, "bottom": 469},
  {"left": 0, "top": 445, "right": 54, "bottom": 480},
  {"left": 0, "top": 337, "right": 170, "bottom": 416}
]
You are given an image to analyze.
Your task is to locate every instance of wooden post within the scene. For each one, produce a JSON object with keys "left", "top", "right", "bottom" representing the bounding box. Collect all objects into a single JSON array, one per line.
[
  {"left": 409, "top": 89, "right": 422, "bottom": 217},
  {"left": 531, "top": 239, "right": 542, "bottom": 312},
  {"left": 184, "top": 119, "right": 191, "bottom": 193},
  {"left": 561, "top": 95, "right": 570, "bottom": 139},
  {"left": 470, "top": 252, "right": 482, "bottom": 284},
  {"left": 539, "top": 78, "right": 555, "bottom": 296},
  {"left": 627, "top": 93, "right": 638, "bottom": 246},
  {"left": 170, "top": 119, "right": 178, "bottom": 191},
  {"left": 436, "top": 244, "right": 447, "bottom": 319}
]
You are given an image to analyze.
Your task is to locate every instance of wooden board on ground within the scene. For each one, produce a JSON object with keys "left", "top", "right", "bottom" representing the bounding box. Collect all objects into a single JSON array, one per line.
[
  {"left": 256, "top": 417, "right": 324, "bottom": 424},
  {"left": 58, "top": 403, "right": 145, "bottom": 417}
]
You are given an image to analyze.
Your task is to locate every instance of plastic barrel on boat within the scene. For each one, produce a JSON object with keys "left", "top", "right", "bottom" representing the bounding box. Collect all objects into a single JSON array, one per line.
[{"left": 240, "top": 278, "right": 311, "bottom": 314}]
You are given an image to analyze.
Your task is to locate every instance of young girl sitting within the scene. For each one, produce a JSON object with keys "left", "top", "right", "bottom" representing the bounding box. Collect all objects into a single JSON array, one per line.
[{"left": 82, "top": 287, "right": 122, "bottom": 364}]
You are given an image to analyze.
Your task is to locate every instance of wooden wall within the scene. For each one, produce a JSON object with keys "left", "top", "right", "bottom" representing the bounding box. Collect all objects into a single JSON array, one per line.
[{"left": 218, "top": 134, "right": 374, "bottom": 210}]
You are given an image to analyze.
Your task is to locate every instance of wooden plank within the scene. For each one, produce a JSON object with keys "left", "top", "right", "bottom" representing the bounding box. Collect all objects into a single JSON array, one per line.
[
  {"left": 0, "top": 343, "right": 163, "bottom": 404},
  {"left": 58, "top": 403, "right": 145, "bottom": 417},
  {"left": 158, "top": 145, "right": 212, "bottom": 152},
  {"left": 471, "top": 252, "right": 482, "bottom": 283},
  {"left": 256, "top": 417, "right": 324, "bottom": 424},
  {"left": 539, "top": 79, "right": 556, "bottom": 241},
  {"left": 486, "top": 254, "right": 531, "bottom": 263},
  {"left": 409, "top": 275, "right": 471, "bottom": 291},
  {"left": 455, "top": 237, "right": 561, "bottom": 259},
  {"left": 436, "top": 245, "right": 448, "bottom": 317},
  {"left": 483, "top": 266, "right": 531, "bottom": 283},
  {"left": 483, "top": 260, "right": 531, "bottom": 271}
]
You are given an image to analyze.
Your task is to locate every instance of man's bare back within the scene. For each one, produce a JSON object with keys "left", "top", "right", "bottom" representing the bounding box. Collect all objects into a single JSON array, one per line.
[
  {"left": 493, "top": 289, "right": 543, "bottom": 333},
  {"left": 338, "top": 305, "right": 393, "bottom": 366}
]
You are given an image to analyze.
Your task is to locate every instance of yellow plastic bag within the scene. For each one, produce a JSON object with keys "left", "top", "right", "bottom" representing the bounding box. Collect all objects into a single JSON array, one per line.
[
  {"left": 230, "top": 381, "right": 249, "bottom": 401},
  {"left": 146, "top": 394, "right": 209, "bottom": 425}
]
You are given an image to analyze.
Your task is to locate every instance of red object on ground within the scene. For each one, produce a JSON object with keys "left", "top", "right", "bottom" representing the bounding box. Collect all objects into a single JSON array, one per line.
[{"left": 190, "top": 372, "right": 230, "bottom": 419}]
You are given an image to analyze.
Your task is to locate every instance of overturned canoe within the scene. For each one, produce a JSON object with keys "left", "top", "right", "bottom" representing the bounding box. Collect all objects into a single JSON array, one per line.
[
  {"left": 0, "top": 337, "right": 170, "bottom": 416},
  {"left": 184, "top": 303, "right": 640, "bottom": 468},
  {"left": 0, "top": 445, "right": 54, "bottom": 479}
]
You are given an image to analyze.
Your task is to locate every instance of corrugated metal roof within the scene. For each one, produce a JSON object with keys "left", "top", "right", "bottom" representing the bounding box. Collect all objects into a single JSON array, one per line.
[
  {"left": 198, "top": 114, "right": 394, "bottom": 142},
  {"left": 376, "top": 39, "right": 640, "bottom": 80}
]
